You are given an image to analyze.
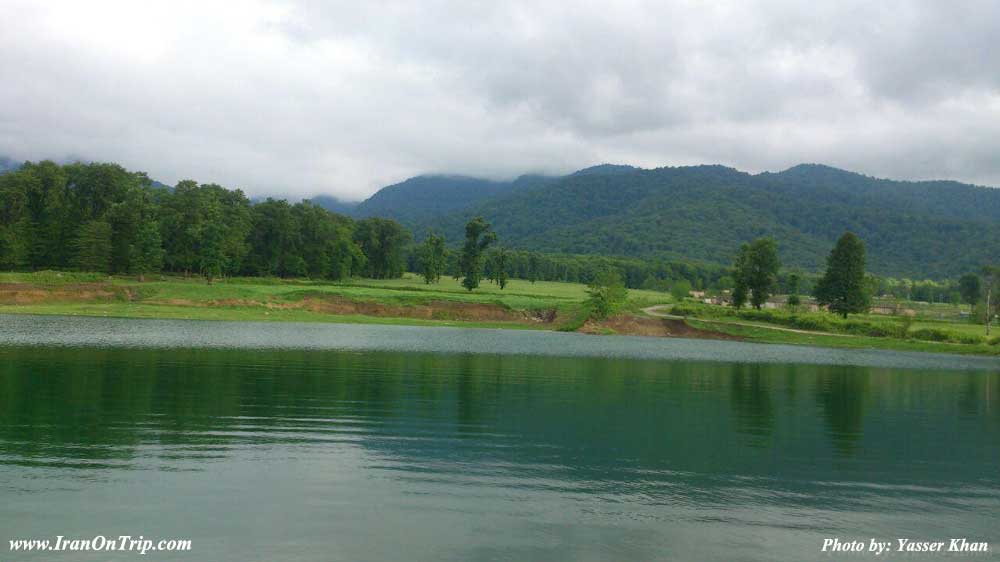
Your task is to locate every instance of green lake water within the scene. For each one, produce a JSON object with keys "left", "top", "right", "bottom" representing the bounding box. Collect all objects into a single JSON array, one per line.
[{"left": 1, "top": 315, "right": 998, "bottom": 560}]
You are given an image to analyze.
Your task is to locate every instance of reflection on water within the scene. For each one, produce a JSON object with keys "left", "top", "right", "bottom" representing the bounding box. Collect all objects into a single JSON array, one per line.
[{"left": 1, "top": 345, "right": 999, "bottom": 561}]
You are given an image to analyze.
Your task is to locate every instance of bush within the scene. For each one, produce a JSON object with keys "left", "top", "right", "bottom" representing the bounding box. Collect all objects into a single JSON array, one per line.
[
  {"left": 910, "top": 328, "right": 951, "bottom": 342},
  {"left": 667, "top": 302, "right": 985, "bottom": 344},
  {"left": 841, "top": 320, "right": 896, "bottom": 338},
  {"left": 586, "top": 270, "right": 628, "bottom": 320},
  {"left": 670, "top": 280, "right": 692, "bottom": 302},
  {"left": 989, "top": 336, "right": 1000, "bottom": 346},
  {"left": 907, "top": 328, "right": 985, "bottom": 345},
  {"left": 669, "top": 303, "right": 704, "bottom": 317},
  {"left": 785, "top": 315, "right": 834, "bottom": 332},
  {"left": 955, "top": 334, "right": 985, "bottom": 345}
]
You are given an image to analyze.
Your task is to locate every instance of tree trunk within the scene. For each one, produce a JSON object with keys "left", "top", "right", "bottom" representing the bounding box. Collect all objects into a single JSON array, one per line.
[
  {"left": 138, "top": 273, "right": 145, "bottom": 283},
  {"left": 987, "top": 286, "right": 992, "bottom": 336}
]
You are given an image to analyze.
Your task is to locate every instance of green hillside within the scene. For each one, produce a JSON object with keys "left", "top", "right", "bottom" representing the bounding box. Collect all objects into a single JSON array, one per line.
[
  {"left": 387, "top": 164, "right": 1000, "bottom": 279},
  {"left": 351, "top": 174, "right": 554, "bottom": 225}
]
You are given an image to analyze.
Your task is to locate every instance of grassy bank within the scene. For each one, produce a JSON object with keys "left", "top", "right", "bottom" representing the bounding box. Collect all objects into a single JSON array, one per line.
[
  {"left": 0, "top": 271, "right": 671, "bottom": 330},
  {"left": 3, "top": 271, "right": 999, "bottom": 356},
  {"left": 668, "top": 302, "right": 1000, "bottom": 356}
]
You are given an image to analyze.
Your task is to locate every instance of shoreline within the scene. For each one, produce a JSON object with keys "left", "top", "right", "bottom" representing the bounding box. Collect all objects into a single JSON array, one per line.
[
  {"left": 2, "top": 273, "right": 997, "bottom": 358},
  {"left": 3, "top": 312, "right": 1000, "bottom": 372},
  {"left": 3, "top": 304, "right": 999, "bottom": 358}
]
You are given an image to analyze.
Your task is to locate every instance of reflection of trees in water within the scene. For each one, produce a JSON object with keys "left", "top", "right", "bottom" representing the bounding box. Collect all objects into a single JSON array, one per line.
[
  {"left": 1, "top": 349, "right": 729, "bottom": 476},
  {"left": 958, "top": 374, "right": 982, "bottom": 417},
  {"left": 814, "top": 367, "right": 869, "bottom": 456},
  {"left": 728, "top": 364, "right": 774, "bottom": 444},
  {"left": 4, "top": 346, "right": 999, "bottom": 478},
  {"left": 958, "top": 373, "right": 1000, "bottom": 424}
]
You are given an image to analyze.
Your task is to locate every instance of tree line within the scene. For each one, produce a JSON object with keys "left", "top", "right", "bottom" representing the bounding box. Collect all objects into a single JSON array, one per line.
[
  {"left": 728, "top": 231, "right": 999, "bottom": 333},
  {"left": 0, "top": 161, "right": 412, "bottom": 282},
  {"left": 729, "top": 232, "right": 901, "bottom": 318}
]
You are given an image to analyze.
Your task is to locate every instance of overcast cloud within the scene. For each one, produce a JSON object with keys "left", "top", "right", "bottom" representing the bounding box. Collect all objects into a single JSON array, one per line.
[{"left": 1, "top": 0, "right": 998, "bottom": 199}]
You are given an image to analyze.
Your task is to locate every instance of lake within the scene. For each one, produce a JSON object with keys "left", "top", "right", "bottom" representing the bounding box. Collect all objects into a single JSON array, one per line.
[{"left": 1, "top": 315, "right": 998, "bottom": 561}]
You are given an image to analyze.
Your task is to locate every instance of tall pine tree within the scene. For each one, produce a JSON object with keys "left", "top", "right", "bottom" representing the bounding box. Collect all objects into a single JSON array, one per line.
[{"left": 815, "top": 232, "right": 870, "bottom": 318}]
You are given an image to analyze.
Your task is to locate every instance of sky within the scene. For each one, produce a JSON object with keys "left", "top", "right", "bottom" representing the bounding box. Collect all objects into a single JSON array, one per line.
[{"left": 1, "top": 0, "right": 999, "bottom": 200}]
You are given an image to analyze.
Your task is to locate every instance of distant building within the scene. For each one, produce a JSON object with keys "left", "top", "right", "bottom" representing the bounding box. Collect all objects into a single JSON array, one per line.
[
  {"left": 870, "top": 298, "right": 916, "bottom": 316},
  {"left": 764, "top": 295, "right": 820, "bottom": 312}
]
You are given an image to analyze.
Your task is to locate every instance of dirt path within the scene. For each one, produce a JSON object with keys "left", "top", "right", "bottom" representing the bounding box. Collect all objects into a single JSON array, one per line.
[
  {"left": 579, "top": 314, "right": 743, "bottom": 340},
  {"left": 641, "top": 305, "right": 851, "bottom": 338}
]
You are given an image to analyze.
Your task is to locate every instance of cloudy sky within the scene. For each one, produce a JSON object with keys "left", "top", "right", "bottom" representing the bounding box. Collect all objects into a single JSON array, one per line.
[{"left": 1, "top": 1, "right": 998, "bottom": 200}]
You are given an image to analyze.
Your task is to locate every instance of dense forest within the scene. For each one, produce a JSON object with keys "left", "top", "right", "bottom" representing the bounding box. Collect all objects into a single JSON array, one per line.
[
  {"left": 345, "top": 163, "right": 1000, "bottom": 279},
  {"left": 0, "top": 161, "right": 397, "bottom": 281}
]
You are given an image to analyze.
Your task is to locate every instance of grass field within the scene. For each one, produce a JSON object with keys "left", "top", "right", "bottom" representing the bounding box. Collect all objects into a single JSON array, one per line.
[
  {"left": 684, "top": 319, "right": 999, "bottom": 356},
  {"left": 0, "top": 271, "right": 672, "bottom": 329},
  {"left": 3, "top": 271, "right": 998, "bottom": 356}
]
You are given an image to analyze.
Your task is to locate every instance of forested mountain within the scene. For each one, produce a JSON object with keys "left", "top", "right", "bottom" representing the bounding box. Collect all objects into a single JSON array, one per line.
[
  {"left": 350, "top": 174, "right": 554, "bottom": 224},
  {"left": 372, "top": 164, "right": 1000, "bottom": 279},
  {"left": 307, "top": 195, "right": 359, "bottom": 216}
]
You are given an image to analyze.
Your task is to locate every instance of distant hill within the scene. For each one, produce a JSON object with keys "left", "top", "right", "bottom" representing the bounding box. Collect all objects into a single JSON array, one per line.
[
  {"left": 307, "top": 195, "right": 360, "bottom": 215},
  {"left": 350, "top": 174, "right": 554, "bottom": 225},
  {"left": 0, "top": 156, "right": 22, "bottom": 174},
  {"left": 354, "top": 163, "right": 999, "bottom": 279}
]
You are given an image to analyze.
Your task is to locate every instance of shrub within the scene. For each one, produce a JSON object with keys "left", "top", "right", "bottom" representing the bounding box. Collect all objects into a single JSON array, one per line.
[
  {"left": 586, "top": 270, "right": 628, "bottom": 320},
  {"left": 955, "top": 334, "right": 985, "bottom": 345},
  {"left": 910, "top": 328, "right": 952, "bottom": 342},
  {"left": 842, "top": 320, "right": 894, "bottom": 338},
  {"left": 670, "top": 303, "right": 713, "bottom": 317}
]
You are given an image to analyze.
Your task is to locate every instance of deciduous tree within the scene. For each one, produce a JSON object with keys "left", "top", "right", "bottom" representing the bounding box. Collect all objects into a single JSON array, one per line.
[
  {"left": 982, "top": 266, "right": 999, "bottom": 336},
  {"left": 733, "top": 238, "right": 780, "bottom": 310},
  {"left": 354, "top": 217, "right": 410, "bottom": 279},
  {"left": 459, "top": 217, "right": 496, "bottom": 291},
  {"left": 494, "top": 247, "right": 510, "bottom": 289},
  {"left": 73, "top": 220, "right": 113, "bottom": 273},
  {"left": 419, "top": 233, "right": 447, "bottom": 284},
  {"left": 130, "top": 221, "right": 163, "bottom": 281},
  {"left": 959, "top": 273, "right": 982, "bottom": 306}
]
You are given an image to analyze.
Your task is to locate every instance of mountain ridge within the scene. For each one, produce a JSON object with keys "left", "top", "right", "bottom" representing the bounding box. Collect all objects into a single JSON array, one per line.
[{"left": 341, "top": 162, "right": 999, "bottom": 279}]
